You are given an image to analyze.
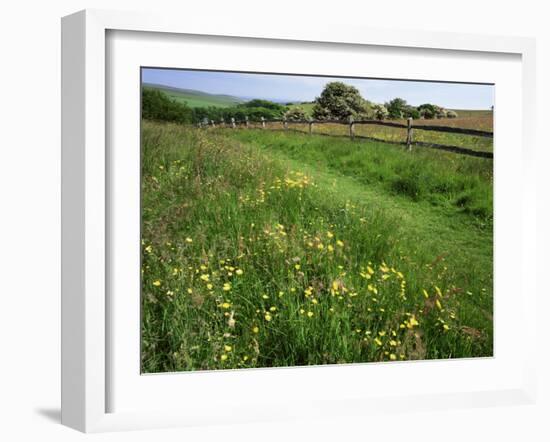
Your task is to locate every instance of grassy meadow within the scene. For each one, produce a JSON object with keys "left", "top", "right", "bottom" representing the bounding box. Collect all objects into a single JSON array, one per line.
[
  {"left": 141, "top": 120, "right": 493, "bottom": 373},
  {"left": 262, "top": 119, "right": 493, "bottom": 153},
  {"left": 143, "top": 83, "right": 244, "bottom": 108}
]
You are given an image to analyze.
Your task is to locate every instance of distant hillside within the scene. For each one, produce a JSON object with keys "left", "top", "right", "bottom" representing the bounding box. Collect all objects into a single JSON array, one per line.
[
  {"left": 451, "top": 109, "right": 493, "bottom": 118},
  {"left": 143, "top": 83, "right": 245, "bottom": 108}
]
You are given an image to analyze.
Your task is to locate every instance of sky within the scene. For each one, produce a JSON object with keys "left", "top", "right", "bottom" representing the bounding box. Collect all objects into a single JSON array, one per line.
[{"left": 142, "top": 68, "right": 494, "bottom": 110}]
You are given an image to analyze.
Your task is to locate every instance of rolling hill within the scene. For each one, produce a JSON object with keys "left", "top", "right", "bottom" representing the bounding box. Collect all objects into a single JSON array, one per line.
[{"left": 143, "top": 83, "right": 245, "bottom": 108}]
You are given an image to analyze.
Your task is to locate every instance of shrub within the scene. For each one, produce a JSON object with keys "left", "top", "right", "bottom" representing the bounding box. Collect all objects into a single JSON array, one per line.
[
  {"left": 141, "top": 88, "right": 194, "bottom": 124},
  {"left": 284, "top": 107, "right": 307, "bottom": 121},
  {"left": 239, "top": 99, "right": 285, "bottom": 113},
  {"left": 417, "top": 103, "right": 438, "bottom": 119},
  {"left": 435, "top": 107, "right": 447, "bottom": 119},
  {"left": 371, "top": 104, "right": 389, "bottom": 120},
  {"left": 312, "top": 82, "right": 370, "bottom": 120},
  {"left": 446, "top": 110, "right": 458, "bottom": 118},
  {"left": 403, "top": 106, "right": 420, "bottom": 119},
  {"left": 385, "top": 98, "right": 408, "bottom": 119}
]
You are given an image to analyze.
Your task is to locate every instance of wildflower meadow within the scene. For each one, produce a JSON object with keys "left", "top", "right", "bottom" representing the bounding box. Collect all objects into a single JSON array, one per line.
[{"left": 140, "top": 120, "right": 493, "bottom": 373}]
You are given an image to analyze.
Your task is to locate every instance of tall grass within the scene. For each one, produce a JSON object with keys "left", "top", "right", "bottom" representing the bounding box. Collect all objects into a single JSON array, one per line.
[
  {"left": 231, "top": 129, "right": 493, "bottom": 224},
  {"left": 141, "top": 121, "right": 493, "bottom": 373}
]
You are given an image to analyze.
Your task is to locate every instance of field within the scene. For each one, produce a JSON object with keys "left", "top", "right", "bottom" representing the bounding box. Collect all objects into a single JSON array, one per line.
[
  {"left": 143, "top": 83, "right": 244, "bottom": 108},
  {"left": 260, "top": 118, "right": 493, "bottom": 153},
  {"left": 141, "top": 120, "right": 493, "bottom": 373}
]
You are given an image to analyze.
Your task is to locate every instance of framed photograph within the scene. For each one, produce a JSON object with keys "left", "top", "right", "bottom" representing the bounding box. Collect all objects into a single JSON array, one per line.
[{"left": 61, "top": 9, "right": 537, "bottom": 432}]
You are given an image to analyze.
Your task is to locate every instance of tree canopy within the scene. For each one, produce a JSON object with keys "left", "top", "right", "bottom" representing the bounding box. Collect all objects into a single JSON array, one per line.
[{"left": 312, "top": 82, "right": 370, "bottom": 120}]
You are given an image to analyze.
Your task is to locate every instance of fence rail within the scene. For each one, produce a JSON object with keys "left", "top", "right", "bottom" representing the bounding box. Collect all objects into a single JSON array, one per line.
[{"left": 198, "top": 116, "right": 494, "bottom": 159}]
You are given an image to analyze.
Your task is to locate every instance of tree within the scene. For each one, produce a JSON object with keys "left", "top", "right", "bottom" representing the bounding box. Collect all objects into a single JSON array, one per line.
[
  {"left": 141, "top": 88, "right": 194, "bottom": 124},
  {"left": 239, "top": 99, "right": 285, "bottom": 112},
  {"left": 284, "top": 106, "right": 307, "bottom": 121},
  {"left": 371, "top": 104, "right": 389, "bottom": 120},
  {"left": 417, "top": 103, "right": 438, "bottom": 119},
  {"left": 385, "top": 98, "right": 409, "bottom": 119},
  {"left": 312, "top": 82, "right": 369, "bottom": 120}
]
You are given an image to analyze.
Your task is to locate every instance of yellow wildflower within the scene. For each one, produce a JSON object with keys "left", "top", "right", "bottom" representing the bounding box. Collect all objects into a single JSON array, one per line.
[
  {"left": 389, "top": 354, "right": 397, "bottom": 361},
  {"left": 235, "top": 269, "right": 244, "bottom": 276},
  {"left": 224, "top": 345, "right": 232, "bottom": 352},
  {"left": 153, "top": 280, "right": 161, "bottom": 287},
  {"left": 223, "top": 282, "right": 231, "bottom": 291},
  {"left": 220, "top": 354, "right": 228, "bottom": 361},
  {"left": 185, "top": 237, "right": 193, "bottom": 243},
  {"left": 307, "top": 311, "right": 314, "bottom": 318},
  {"left": 252, "top": 326, "right": 259, "bottom": 334},
  {"left": 264, "top": 313, "right": 272, "bottom": 321},
  {"left": 336, "top": 240, "right": 344, "bottom": 247}
]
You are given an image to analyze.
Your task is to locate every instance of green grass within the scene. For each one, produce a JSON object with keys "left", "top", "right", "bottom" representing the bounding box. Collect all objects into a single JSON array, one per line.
[
  {"left": 143, "top": 84, "right": 243, "bottom": 108},
  {"left": 452, "top": 109, "right": 493, "bottom": 118},
  {"left": 141, "top": 121, "right": 493, "bottom": 373},
  {"left": 286, "top": 102, "right": 315, "bottom": 116}
]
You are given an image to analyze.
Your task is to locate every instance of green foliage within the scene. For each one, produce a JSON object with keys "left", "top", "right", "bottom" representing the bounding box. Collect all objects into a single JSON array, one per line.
[
  {"left": 141, "top": 88, "right": 194, "bottom": 124},
  {"left": 418, "top": 103, "right": 438, "bottom": 119},
  {"left": 284, "top": 106, "right": 307, "bottom": 121},
  {"left": 403, "top": 106, "right": 420, "bottom": 119},
  {"left": 191, "top": 99, "right": 284, "bottom": 123},
  {"left": 240, "top": 99, "right": 285, "bottom": 112},
  {"left": 385, "top": 98, "right": 409, "bottom": 119},
  {"left": 385, "top": 99, "right": 420, "bottom": 120},
  {"left": 372, "top": 104, "right": 389, "bottom": 120},
  {"left": 312, "top": 82, "right": 370, "bottom": 120}
]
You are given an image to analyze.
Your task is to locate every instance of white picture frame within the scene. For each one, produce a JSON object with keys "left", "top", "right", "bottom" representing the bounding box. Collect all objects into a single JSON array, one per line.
[{"left": 61, "top": 9, "right": 537, "bottom": 433}]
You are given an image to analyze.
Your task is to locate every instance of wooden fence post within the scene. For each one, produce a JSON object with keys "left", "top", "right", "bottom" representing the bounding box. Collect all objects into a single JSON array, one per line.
[
  {"left": 309, "top": 119, "right": 314, "bottom": 135},
  {"left": 231, "top": 117, "right": 236, "bottom": 129},
  {"left": 349, "top": 116, "right": 355, "bottom": 140},
  {"left": 210, "top": 119, "right": 216, "bottom": 129},
  {"left": 283, "top": 117, "right": 288, "bottom": 131},
  {"left": 406, "top": 117, "right": 413, "bottom": 151},
  {"left": 245, "top": 116, "right": 249, "bottom": 128},
  {"left": 220, "top": 118, "right": 225, "bottom": 128},
  {"left": 261, "top": 117, "right": 266, "bottom": 129}
]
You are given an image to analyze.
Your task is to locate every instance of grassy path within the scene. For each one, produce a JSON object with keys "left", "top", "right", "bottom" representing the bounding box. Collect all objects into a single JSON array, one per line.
[{"left": 227, "top": 130, "right": 493, "bottom": 333}]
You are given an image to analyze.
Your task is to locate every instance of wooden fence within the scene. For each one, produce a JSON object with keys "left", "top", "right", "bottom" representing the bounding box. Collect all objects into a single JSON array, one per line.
[{"left": 198, "top": 116, "right": 494, "bottom": 159}]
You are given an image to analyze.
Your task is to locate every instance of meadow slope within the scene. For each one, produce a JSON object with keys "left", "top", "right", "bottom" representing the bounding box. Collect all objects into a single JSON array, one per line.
[{"left": 141, "top": 121, "right": 493, "bottom": 373}]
